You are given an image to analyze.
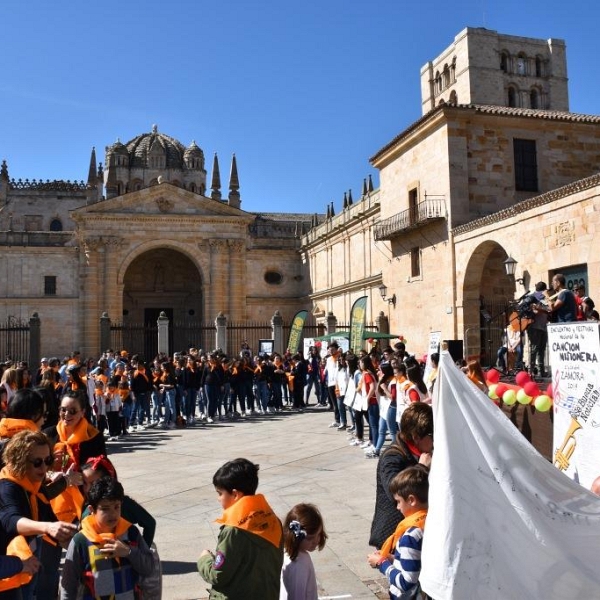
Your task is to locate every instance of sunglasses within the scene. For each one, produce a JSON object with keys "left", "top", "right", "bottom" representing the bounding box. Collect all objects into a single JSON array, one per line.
[
  {"left": 28, "top": 456, "right": 54, "bottom": 468},
  {"left": 59, "top": 407, "right": 80, "bottom": 416}
]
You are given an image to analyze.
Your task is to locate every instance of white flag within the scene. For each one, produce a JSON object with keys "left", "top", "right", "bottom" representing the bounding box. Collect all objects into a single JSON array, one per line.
[{"left": 420, "top": 351, "right": 600, "bottom": 600}]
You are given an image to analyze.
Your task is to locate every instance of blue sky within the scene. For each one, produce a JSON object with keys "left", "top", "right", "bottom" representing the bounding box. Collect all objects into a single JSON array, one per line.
[{"left": 1, "top": 1, "right": 598, "bottom": 215}]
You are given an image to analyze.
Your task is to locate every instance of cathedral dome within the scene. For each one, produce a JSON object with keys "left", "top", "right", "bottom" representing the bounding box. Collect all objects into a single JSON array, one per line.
[{"left": 124, "top": 125, "right": 193, "bottom": 169}]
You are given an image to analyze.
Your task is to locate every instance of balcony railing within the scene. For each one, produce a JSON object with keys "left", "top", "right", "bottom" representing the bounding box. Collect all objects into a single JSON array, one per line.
[{"left": 374, "top": 197, "right": 446, "bottom": 240}]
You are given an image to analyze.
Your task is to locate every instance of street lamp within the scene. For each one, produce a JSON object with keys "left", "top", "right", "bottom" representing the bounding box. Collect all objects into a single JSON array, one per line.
[
  {"left": 378, "top": 283, "right": 396, "bottom": 308},
  {"left": 503, "top": 256, "right": 525, "bottom": 286}
]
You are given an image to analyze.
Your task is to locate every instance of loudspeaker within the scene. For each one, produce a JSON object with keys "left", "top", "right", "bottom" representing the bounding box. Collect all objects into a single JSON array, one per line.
[{"left": 443, "top": 339, "right": 464, "bottom": 363}]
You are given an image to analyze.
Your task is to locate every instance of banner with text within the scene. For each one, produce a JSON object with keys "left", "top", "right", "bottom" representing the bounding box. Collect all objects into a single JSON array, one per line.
[
  {"left": 287, "top": 310, "right": 309, "bottom": 354},
  {"left": 349, "top": 296, "right": 368, "bottom": 353},
  {"left": 548, "top": 322, "right": 600, "bottom": 489}
]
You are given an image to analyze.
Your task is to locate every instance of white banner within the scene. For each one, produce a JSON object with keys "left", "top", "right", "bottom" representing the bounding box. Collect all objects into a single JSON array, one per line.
[
  {"left": 548, "top": 322, "right": 600, "bottom": 489},
  {"left": 423, "top": 331, "right": 441, "bottom": 384},
  {"left": 420, "top": 350, "right": 600, "bottom": 600}
]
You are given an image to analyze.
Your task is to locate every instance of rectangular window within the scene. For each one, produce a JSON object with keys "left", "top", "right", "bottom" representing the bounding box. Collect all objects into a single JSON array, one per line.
[
  {"left": 514, "top": 139, "right": 538, "bottom": 192},
  {"left": 408, "top": 188, "right": 418, "bottom": 225},
  {"left": 411, "top": 247, "right": 421, "bottom": 278},
  {"left": 44, "top": 276, "right": 57, "bottom": 296}
]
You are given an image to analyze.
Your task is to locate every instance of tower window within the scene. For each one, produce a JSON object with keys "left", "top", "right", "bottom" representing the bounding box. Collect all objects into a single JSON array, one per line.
[
  {"left": 49, "top": 219, "right": 63, "bottom": 231},
  {"left": 514, "top": 139, "right": 538, "bottom": 192},
  {"left": 44, "top": 276, "right": 57, "bottom": 296},
  {"left": 508, "top": 86, "right": 517, "bottom": 107}
]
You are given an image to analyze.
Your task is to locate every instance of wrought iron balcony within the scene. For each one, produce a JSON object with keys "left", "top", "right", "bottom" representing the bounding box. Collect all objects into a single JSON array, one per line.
[{"left": 374, "top": 197, "right": 446, "bottom": 240}]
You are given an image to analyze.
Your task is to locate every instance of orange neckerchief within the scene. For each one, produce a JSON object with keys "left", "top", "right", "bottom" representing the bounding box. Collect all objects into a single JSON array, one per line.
[
  {"left": 216, "top": 494, "right": 282, "bottom": 549},
  {"left": 80, "top": 514, "right": 132, "bottom": 545},
  {"left": 0, "top": 418, "right": 39, "bottom": 439},
  {"left": 0, "top": 536, "right": 34, "bottom": 591},
  {"left": 379, "top": 509, "right": 427, "bottom": 557},
  {"left": 56, "top": 418, "right": 100, "bottom": 468},
  {"left": 134, "top": 368, "right": 149, "bottom": 383},
  {"left": 0, "top": 467, "right": 49, "bottom": 521}
]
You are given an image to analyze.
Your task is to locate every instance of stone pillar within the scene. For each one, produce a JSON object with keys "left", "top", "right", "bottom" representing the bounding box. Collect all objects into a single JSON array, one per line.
[
  {"left": 29, "top": 313, "right": 41, "bottom": 368},
  {"left": 216, "top": 312, "right": 227, "bottom": 354},
  {"left": 271, "top": 310, "right": 283, "bottom": 355},
  {"left": 157, "top": 311, "right": 169, "bottom": 356},
  {"left": 377, "top": 311, "right": 390, "bottom": 334},
  {"left": 228, "top": 239, "right": 245, "bottom": 320},
  {"left": 325, "top": 311, "right": 337, "bottom": 334},
  {"left": 79, "top": 237, "right": 105, "bottom": 358},
  {"left": 209, "top": 240, "right": 228, "bottom": 319},
  {"left": 100, "top": 312, "right": 111, "bottom": 354}
]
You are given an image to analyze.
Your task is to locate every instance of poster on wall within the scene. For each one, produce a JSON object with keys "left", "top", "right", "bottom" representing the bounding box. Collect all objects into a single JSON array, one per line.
[
  {"left": 548, "top": 322, "right": 600, "bottom": 489},
  {"left": 423, "top": 331, "right": 442, "bottom": 384}
]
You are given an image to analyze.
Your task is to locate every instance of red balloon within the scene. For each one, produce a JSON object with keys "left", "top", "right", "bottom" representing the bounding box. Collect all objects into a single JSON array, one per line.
[
  {"left": 524, "top": 381, "right": 541, "bottom": 398},
  {"left": 515, "top": 371, "right": 531, "bottom": 387},
  {"left": 486, "top": 369, "right": 501, "bottom": 384},
  {"left": 546, "top": 383, "right": 554, "bottom": 399},
  {"left": 495, "top": 383, "right": 508, "bottom": 399}
]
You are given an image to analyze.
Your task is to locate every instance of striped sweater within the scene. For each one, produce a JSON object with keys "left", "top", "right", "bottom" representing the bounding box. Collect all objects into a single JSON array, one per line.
[{"left": 378, "top": 526, "right": 424, "bottom": 599}]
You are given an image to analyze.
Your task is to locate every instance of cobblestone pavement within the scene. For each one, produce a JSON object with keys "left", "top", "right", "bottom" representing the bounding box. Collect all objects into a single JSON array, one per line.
[{"left": 109, "top": 403, "right": 390, "bottom": 599}]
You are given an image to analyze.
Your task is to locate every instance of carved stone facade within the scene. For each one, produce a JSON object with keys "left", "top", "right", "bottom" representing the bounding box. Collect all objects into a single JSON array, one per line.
[{"left": 0, "top": 131, "right": 314, "bottom": 358}]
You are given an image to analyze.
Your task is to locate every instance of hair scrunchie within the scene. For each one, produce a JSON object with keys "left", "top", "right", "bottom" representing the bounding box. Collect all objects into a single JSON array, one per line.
[{"left": 288, "top": 520, "right": 307, "bottom": 541}]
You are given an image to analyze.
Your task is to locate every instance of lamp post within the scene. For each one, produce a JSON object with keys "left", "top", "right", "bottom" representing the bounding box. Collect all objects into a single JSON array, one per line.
[{"left": 503, "top": 256, "right": 525, "bottom": 286}]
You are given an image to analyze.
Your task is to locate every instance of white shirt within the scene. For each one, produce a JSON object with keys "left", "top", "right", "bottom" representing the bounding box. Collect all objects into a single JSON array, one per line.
[{"left": 280, "top": 550, "right": 318, "bottom": 600}]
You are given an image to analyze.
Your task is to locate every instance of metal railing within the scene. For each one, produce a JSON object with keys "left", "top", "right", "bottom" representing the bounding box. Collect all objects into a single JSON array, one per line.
[{"left": 374, "top": 198, "right": 446, "bottom": 240}]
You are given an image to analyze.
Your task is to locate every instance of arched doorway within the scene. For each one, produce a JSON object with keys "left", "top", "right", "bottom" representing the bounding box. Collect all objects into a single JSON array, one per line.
[
  {"left": 122, "top": 248, "right": 204, "bottom": 357},
  {"left": 462, "top": 241, "right": 516, "bottom": 367}
]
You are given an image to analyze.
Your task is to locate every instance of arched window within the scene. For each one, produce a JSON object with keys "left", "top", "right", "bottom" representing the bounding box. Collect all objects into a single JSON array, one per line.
[
  {"left": 500, "top": 51, "right": 509, "bottom": 73},
  {"left": 49, "top": 219, "right": 62, "bottom": 232},
  {"left": 508, "top": 86, "right": 517, "bottom": 107},
  {"left": 530, "top": 88, "right": 539, "bottom": 109},
  {"left": 517, "top": 53, "right": 527, "bottom": 76},
  {"left": 189, "top": 183, "right": 197, "bottom": 193},
  {"left": 535, "top": 56, "right": 543, "bottom": 77},
  {"left": 451, "top": 57, "right": 457, "bottom": 83},
  {"left": 449, "top": 90, "right": 458, "bottom": 106},
  {"left": 443, "top": 64, "right": 450, "bottom": 89},
  {"left": 434, "top": 71, "right": 441, "bottom": 94}
]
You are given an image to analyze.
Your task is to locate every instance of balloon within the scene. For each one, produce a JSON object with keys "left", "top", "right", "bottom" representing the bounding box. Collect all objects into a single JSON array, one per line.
[
  {"left": 488, "top": 384, "right": 498, "bottom": 400},
  {"left": 534, "top": 394, "right": 552, "bottom": 412},
  {"left": 367, "top": 338, "right": 374, "bottom": 344},
  {"left": 399, "top": 335, "right": 404, "bottom": 341},
  {"left": 515, "top": 371, "right": 531, "bottom": 387},
  {"left": 516, "top": 388, "right": 532, "bottom": 405},
  {"left": 546, "top": 383, "right": 554, "bottom": 399},
  {"left": 495, "top": 383, "right": 508, "bottom": 399},
  {"left": 486, "top": 369, "right": 501, "bottom": 384},
  {"left": 503, "top": 389, "right": 517, "bottom": 405},
  {"left": 524, "top": 381, "right": 540, "bottom": 398},
  {"left": 315, "top": 341, "right": 322, "bottom": 348}
]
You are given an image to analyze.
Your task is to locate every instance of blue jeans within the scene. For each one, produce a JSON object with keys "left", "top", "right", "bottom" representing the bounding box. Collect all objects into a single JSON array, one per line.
[
  {"left": 497, "top": 345, "right": 523, "bottom": 371},
  {"left": 257, "top": 381, "right": 270, "bottom": 411},
  {"left": 367, "top": 403, "right": 380, "bottom": 447},
  {"left": 164, "top": 389, "right": 176, "bottom": 424},
  {"left": 337, "top": 396, "right": 347, "bottom": 426},
  {"left": 133, "top": 392, "right": 150, "bottom": 424},
  {"left": 305, "top": 373, "right": 321, "bottom": 403},
  {"left": 151, "top": 390, "right": 163, "bottom": 421}
]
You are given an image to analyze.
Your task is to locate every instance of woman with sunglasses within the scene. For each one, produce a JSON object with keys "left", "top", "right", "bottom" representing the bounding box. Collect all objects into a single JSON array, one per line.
[{"left": 0, "top": 430, "right": 77, "bottom": 599}]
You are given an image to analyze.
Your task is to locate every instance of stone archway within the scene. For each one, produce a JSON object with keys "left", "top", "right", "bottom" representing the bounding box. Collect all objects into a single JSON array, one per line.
[
  {"left": 123, "top": 248, "right": 203, "bottom": 322},
  {"left": 462, "top": 241, "right": 516, "bottom": 366}
]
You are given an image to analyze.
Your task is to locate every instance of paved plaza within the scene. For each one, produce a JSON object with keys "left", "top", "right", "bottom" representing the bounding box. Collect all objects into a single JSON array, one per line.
[{"left": 109, "top": 405, "right": 390, "bottom": 600}]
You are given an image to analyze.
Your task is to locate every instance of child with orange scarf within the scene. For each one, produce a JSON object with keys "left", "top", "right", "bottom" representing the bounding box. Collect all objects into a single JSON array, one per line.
[
  {"left": 198, "top": 458, "right": 283, "bottom": 599},
  {"left": 59, "top": 477, "right": 153, "bottom": 600}
]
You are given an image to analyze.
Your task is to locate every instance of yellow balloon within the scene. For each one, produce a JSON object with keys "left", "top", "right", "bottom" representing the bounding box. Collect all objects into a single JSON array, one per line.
[
  {"left": 488, "top": 384, "right": 498, "bottom": 400},
  {"left": 503, "top": 389, "right": 517, "bottom": 405},
  {"left": 534, "top": 394, "right": 552, "bottom": 412},
  {"left": 516, "top": 389, "right": 532, "bottom": 405}
]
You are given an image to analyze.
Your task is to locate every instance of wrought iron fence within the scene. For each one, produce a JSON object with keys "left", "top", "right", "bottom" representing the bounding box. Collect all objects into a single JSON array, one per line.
[
  {"left": 227, "top": 322, "right": 272, "bottom": 357},
  {"left": 0, "top": 317, "right": 30, "bottom": 364}
]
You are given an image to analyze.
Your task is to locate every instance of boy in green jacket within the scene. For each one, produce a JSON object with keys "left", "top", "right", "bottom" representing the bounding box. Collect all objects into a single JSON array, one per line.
[{"left": 198, "top": 458, "right": 284, "bottom": 599}]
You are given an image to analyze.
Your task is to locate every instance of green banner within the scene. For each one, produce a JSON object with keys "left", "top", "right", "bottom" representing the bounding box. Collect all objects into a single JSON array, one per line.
[
  {"left": 349, "top": 296, "right": 368, "bottom": 353},
  {"left": 287, "top": 310, "right": 309, "bottom": 354}
]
